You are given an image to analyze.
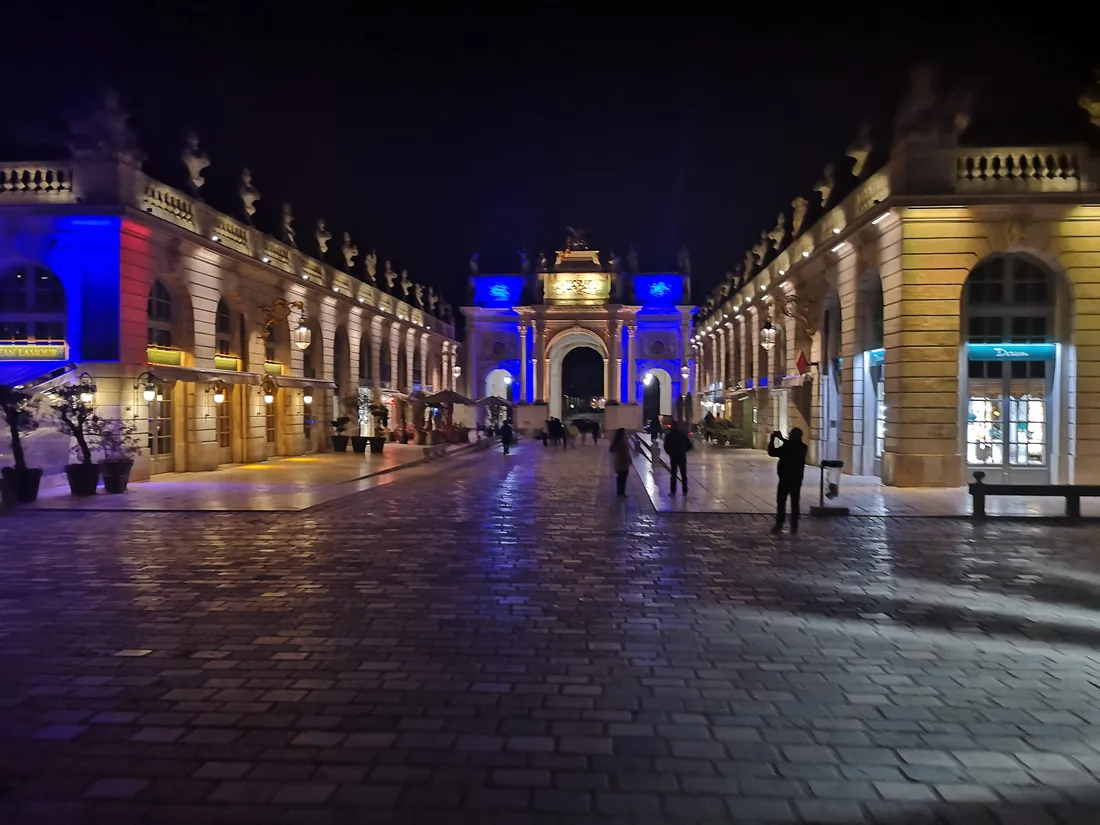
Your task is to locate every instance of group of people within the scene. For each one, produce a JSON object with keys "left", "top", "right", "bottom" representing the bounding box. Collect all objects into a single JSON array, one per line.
[
  {"left": 497, "top": 415, "right": 809, "bottom": 534},
  {"left": 539, "top": 418, "right": 600, "bottom": 448}
]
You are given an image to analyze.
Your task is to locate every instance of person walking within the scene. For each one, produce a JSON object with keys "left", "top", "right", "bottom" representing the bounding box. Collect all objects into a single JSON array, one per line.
[
  {"left": 609, "top": 427, "right": 632, "bottom": 497},
  {"left": 768, "top": 428, "right": 808, "bottom": 534},
  {"left": 500, "top": 422, "right": 514, "bottom": 456},
  {"left": 664, "top": 421, "right": 693, "bottom": 495},
  {"left": 591, "top": 422, "right": 600, "bottom": 444}
]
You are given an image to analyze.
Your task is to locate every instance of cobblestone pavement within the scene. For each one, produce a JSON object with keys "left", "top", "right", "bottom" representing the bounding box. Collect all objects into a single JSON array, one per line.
[{"left": 3, "top": 442, "right": 1100, "bottom": 824}]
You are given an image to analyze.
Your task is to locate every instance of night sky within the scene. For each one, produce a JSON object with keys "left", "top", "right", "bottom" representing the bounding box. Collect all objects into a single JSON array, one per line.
[{"left": 4, "top": 4, "right": 1097, "bottom": 319}]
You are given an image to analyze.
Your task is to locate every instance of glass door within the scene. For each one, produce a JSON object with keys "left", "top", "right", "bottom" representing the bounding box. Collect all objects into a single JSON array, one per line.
[
  {"left": 265, "top": 390, "right": 278, "bottom": 449},
  {"left": 148, "top": 382, "right": 174, "bottom": 474},
  {"left": 966, "top": 360, "right": 1050, "bottom": 483},
  {"left": 216, "top": 390, "right": 232, "bottom": 464}
]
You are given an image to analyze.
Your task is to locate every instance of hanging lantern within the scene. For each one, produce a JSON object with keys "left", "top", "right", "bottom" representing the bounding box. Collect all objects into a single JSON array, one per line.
[
  {"left": 452, "top": 364, "right": 462, "bottom": 379},
  {"left": 643, "top": 372, "right": 653, "bottom": 386},
  {"left": 680, "top": 364, "right": 690, "bottom": 381},
  {"left": 303, "top": 393, "right": 313, "bottom": 405},
  {"left": 213, "top": 389, "right": 225, "bottom": 404},
  {"left": 292, "top": 322, "right": 312, "bottom": 351},
  {"left": 761, "top": 319, "right": 776, "bottom": 352}
]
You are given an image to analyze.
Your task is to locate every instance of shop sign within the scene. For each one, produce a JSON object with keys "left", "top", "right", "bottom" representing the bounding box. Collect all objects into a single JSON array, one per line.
[
  {"left": 967, "top": 343, "right": 1055, "bottom": 361},
  {"left": 867, "top": 347, "right": 885, "bottom": 367},
  {"left": 795, "top": 350, "right": 810, "bottom": 375},
  {"left": 0, "top": 343, "right": 67, "bottom": 360}
]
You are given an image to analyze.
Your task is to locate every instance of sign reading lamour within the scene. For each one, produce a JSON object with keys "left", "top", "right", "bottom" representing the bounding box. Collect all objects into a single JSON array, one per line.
[
  {"left": 0, "top": 343, "right": 67, "bottom": 360},
  {"left": 967, "top": 343, "right": 1056, "bottom": 361}
]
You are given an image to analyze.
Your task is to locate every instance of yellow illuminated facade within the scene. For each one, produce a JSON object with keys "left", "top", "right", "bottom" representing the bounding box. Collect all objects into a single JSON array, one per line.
[{"left": 694, "top": 84, "right": 1100, "bottom": 488}]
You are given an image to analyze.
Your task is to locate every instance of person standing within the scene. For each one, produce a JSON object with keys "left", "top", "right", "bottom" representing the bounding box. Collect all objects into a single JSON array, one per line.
[
  {"left": 664, "top": 421, "right": 693, "bottom": 495},
  {"left": 592, "top": 422, "right": 600, "bottom": 444},
  {"left": 500, "top": 422, "right": 514, "bottom": 455},
  {"left": 609, "top": 427, "right": 632, "bottom": 497},
  {"left": 768, "top": 428, "right": 808, "bottom": 534}
]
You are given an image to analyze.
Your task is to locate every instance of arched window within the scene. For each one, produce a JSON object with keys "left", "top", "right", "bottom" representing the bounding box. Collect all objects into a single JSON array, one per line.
[
  {"left": 147, "top": 280, "right": 173, "bottom": 348},
  {"left": 412, "top": 346, "right": 422, "bottom": 385},
  {"left": 0, "top": 266, "right": 66, "bottom": 342},
  {"left": 964, "top": 254, "right": 1057, "bottom": 480},
  {"left": 380, "top": 347, "right": 391, "bottom": 387},
  {"left": 216, "top": 299, "right": 232, "bottom": 355},
  {"left": 238, "top": 313, "right": 249, "bottom": 370},
  {"left": 397, "top": 346, "right": 408, "bottom": 390}
]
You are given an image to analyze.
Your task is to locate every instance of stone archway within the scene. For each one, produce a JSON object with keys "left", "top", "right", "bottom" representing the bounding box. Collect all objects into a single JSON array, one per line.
[
  {"left": 643, "top": 367, "right": 673, "bottom": 417},
  {"left": 547, "top": 327, "right": 608, "bottom": 419}
]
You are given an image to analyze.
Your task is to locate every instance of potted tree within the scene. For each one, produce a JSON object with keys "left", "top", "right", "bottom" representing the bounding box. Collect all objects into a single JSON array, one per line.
[
  {"left": 347, "top": 395, "right": 369, "bottom": 454},
  {"left": 330, "top": 416, "right": 351, "bottom": 452},
  {"left": 0, "top": 385, "right": 43, "bottom": 505},
  {"left": 368, "top": 403, "right": 388, "bottom": 454},
  {"left": 94, "top": 418, "right": 143, "bottom": 493},
  {"left": 49, "top": 381, "right": 100, "bottom": 496}
]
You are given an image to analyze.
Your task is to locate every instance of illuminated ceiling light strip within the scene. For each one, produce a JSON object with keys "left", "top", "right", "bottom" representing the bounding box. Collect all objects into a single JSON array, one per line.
[
  {"left": 872, "top": 211, "right": 891, "bottom": 225},
  {"left": 831, "top": 242, "right": 846, "bottom": 253}
]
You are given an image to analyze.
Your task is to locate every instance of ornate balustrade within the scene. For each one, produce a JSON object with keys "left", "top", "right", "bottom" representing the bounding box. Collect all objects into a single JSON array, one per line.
[
  {"left": 0, "top": 164, "right": 76, "bottom": 200},
  {"left": 953, "top": 146, "right": 1089, "bottom": 193},
  {"left": 0, "top": 159, "right": 455, "bottom": 338}
]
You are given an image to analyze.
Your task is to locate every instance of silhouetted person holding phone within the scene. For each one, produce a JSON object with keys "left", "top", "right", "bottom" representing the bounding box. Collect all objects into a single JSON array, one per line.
[{"left": 768, "top": 428, "right": 807, "bottom": 534}]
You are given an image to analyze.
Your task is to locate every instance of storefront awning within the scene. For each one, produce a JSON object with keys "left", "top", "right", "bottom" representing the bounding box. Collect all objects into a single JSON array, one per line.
[
  {"left": 0, "top": 361, "right": 75, "bottom": 390},
  {"left": 272, "top": 374, "right": 336, "bottom": 390},
  {"left": 150, "top": 365, "right": 261, "bottom": 386}
]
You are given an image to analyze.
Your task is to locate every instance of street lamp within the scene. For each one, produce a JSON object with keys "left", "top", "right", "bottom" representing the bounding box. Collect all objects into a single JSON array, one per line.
[
  {"left": 452, "top": 364, "right": 462, "bottom": 380},
  {"left": 680, "top": 364, "right": 690, "bottom": 381},
  {"left": 643, "top": 372, "right": 653, "bottom": 386},
  {"left": 761, "top": 319, "right": 776, "bottom": 352},
  {"left": 260, "top": 299, "right": 311, "bottom": 351},
  {"left": 261, "top": 375, "right": 276, "bottom": 405},
  {"left": 77, "top": 372, "right": 96, "bottom": 404},
  {"left": 303, "top": 392, "right": 313, "bottom": 405},
  {"left": 135, "top": 371, "right": 158, "bottom": 402}
]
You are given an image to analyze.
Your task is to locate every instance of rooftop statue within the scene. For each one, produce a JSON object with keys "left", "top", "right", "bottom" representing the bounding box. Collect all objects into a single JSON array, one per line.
[
  {"left": 814, "top": 164, "right": 835, "bottom": 208},
  {"left": 564, "top": 226, "right": 589, "bottom": 251},
  {"left": 239, "top": 168, "right": 260, "bottom": 224},
  {"left": 281, "top": 203, "right": 296, "bottom": 248},
  {"left": 341, "top": 232, "right": 358, "bottom": 271},
  {"left": 846, "top": 121, "right": 872, "bottom": 177},
  {"left": 791, "top": 196, "right": 809, "bottom": 236},
  {"left": 181, "top": 130, "right": 209, "bottom": 197},
  {"left": 315, "top": 219, "right": 332, "bottom": 256},
  {"left": 67, "top": 88, "right": 144, "bottom": 165},
  {"left": 768, "top": 213, "right": 786, "bottom": 250},
  {"left": 400, "top": 269, "right": 412, "bottom": 296},
  {"left": 415, "top": 284, "right": 425, "bottom": 307},
  {"left": 365, "top": 250, "right": 377, "bottom": 282}
]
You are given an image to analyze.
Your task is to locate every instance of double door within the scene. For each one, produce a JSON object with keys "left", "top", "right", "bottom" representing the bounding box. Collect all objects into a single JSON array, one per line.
[
  {"left": 966, "top": 359, "right": 1050, "bottom": 484},
  {"left": 148, "top": 382, "right": 175, "bottom": 474}
]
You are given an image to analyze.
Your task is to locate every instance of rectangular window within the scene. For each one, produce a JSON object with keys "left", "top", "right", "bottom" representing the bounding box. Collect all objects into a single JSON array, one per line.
[
  {"left": 34, "top": 321, "right": 64, "bottom": 341},
  {"left": 0, "top": 322, "right": 28, "bottom": 341}
]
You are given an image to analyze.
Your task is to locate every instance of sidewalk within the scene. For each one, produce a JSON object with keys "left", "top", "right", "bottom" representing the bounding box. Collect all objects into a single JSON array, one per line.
[
  {"left": 632, "top": 440, "right": 1100, "bottom": 518},
  {"left": 21, "top": 441, "right": 484, "bottom": 512}
]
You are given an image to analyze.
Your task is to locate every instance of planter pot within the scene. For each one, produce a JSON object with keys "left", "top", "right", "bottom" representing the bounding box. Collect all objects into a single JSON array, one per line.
[
  {"left": 100, "top": 459, "right": 134, "bottom": 494},
  {"left": 367, "top": 436, "right": 386, "bottom": 454},
  {"left": 350, "top": 436, "right": 368, "bottom": 453},
  {"left": 65, "top": 463, "right": 101, "bottom": 497},
  {"left": 1, "top": 466, "right": 43, "bottom": 505},
  {"left": 331, "top": 435, "right": 350, "bottom": 452},
  {"left": 388, "top": 431, "right": 397, "bottom": 442},
  {"left": 428, "top": 431, "right": 443, "bottom": 446},
  {"left": 416, "top": 430, "right": 427, "bottom": 446},
  {"left": 399, "top": 433, "right": 410, "bottom": 445}
]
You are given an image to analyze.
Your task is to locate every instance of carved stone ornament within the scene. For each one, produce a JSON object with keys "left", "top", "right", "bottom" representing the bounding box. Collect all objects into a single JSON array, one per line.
[
  {"left": 67, "top": 88, "right": 144, "bottom": 165},
  {"left": 239, "top": 168, "right": 260, "bottom": 224},
  {"left": 400, "top": 269, "right": 412, "bottom": 296},
  {"left": 1005, "top": 219, "right": 1026, "bottom": 248},
  {"left": 384, "top": 260, "right": 396, "bottom": 289},
  {"left": 814, "top": 164, "right": 835, "bottom": 208},
  {"left": 752, "top": 231, "right": 770, "bottom": 265},
  {"left": 415, "top": 284, "right": 425, "bottom": 307},
  {"left": 341, "top": 232, "right": 358, "bottom": 271},
  {"left": 428, "top": 287, "right": 439, "bottom": 314},
  {"left": 768, "top": 213, "right": 786, "bottom": 251},
  {"left": 516, "top": 248, "right": 529, "bottom": 274},
  {"left": 846, "top": 122, "right": 872, "bottom": 177},
  {"left": 791, "top": 196, "right": 809, "bottom": 236},
  {"left": 1080, "top": 69, "right": 1100, "bottom": 129},
  {"left": 315, "top": 219, "right": 332, "bottom": 256},
  {"left": 181, "top": 130, "right": 209, "bottom": 197},
  {"left": 281, "top": 203, "right": 296, "bottom": 248},
  {"left": 743, "top": 249, "right": 756, "bottom": 277},
  {"left": 365, "top": 250, "right": 377, "bottom": 282}
]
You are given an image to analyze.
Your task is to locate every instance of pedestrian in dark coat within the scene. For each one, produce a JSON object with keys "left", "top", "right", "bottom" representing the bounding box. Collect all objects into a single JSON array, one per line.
[
  {"left": 500, "top": 422, "right": 514, "bottom": 455},
  {"left": 609, "top": 427, "right": 632, "bottom": 497},
  {"left": 768, "top": 428, "right": 808, "bottom": 534},
  {"left": 663, "top": 422, "right": 693, "bottom": 495}
]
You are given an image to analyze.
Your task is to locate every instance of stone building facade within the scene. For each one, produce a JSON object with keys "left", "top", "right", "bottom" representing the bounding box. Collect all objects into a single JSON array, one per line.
[
  {"left": 0, "top": 144, "right": 458, "bottom": 482},
  {"left": 693, "top": 78, "right": 1100, "bottom": 488}
]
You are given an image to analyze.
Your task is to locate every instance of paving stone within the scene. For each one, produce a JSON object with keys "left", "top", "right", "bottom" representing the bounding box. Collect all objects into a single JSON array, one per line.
[{"left": 4, "top": 446, "right": 1100, "bottom": 822}]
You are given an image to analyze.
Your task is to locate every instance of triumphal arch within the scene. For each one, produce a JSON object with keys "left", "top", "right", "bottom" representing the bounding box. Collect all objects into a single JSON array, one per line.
[{"left": 462, "top": 231, "right": 695, "bottom": 433}]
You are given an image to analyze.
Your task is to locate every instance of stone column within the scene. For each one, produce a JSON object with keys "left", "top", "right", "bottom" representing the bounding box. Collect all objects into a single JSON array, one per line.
[
  {"left": 602, "top": 358, "right": 609, "bottom": 401},
  {"left": 679, "top": 313, "right": 691, "bottom": 395},
  {"left": 519, "top": 322, "right": 528, "bottom": 403},
  {"left": 419, "top": 333, "right": 429, "bottom": 392},
  {"left": 626, "top": 325, "right": 637, "bottom": 404},
  {"left": 612, "top": 321, "right": 623, "bottom": 402},
  {"left": 467, "top": 326, "right": 478, "bottom": 400},
  {"left": 606, "top": 319, "right": 619, "bottom": 403},
  {"left": 534, "top": 322, "right": 546, "bottom": 401},
  {"left": 371, "top": 316, "right": 383, "bottom": 396},
  {"left": 443, "top": 346, "right": 451, "bottom": 391}
]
